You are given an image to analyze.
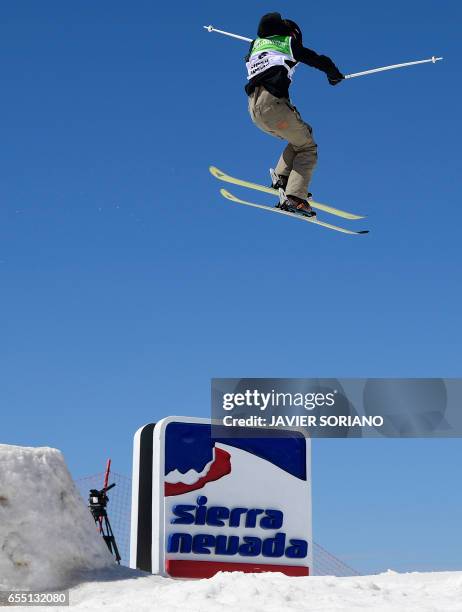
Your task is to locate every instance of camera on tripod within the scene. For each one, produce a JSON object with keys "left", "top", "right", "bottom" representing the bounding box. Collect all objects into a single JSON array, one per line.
[
  {"left": 88, "top": 481, "right": 121, "bottom": 564},
  {"left": 88, "top": 483, "right": 116, "bottom": 521}
]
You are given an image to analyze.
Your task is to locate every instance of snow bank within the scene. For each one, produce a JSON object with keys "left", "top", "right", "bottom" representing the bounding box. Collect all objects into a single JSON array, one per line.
[
  {"left": 66, "top": 568, "right": 462, "bottom": 612},
  {"left": 0, "top": 444, "right": 114, "bottom": 590}
]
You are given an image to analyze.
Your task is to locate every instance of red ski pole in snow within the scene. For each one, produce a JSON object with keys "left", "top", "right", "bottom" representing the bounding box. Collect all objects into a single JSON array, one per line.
[{"left": 99, "top": 459, "right": 111, "bottom": 530}]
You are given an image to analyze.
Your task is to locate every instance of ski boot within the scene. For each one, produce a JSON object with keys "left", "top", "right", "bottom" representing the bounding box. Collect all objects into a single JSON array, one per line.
[
  {"left": 270, "top": 168, "right": 289, "bottom": 192},
  {"left": 270, "top": 169, "right": 289, "bottom": 209},
  {"left": 270, "top": 169, "right": 315, "bottom": 215},
  {"left": 278, "top": 189, "right": 316, "bottom": 218}
]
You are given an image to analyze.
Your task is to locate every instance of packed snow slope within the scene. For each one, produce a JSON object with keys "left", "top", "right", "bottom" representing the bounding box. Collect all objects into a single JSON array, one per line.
[
  {"left": 0, "top": 444, "right": 114, "bottom": 590},
  {"left": 29, "top": 566, "right": 462, "bottom": 611}
]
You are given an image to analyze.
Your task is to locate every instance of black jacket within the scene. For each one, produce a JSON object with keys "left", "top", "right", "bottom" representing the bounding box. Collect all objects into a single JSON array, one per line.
[{"left": 245, "top": 13, "right": 343, "bottom": 98}]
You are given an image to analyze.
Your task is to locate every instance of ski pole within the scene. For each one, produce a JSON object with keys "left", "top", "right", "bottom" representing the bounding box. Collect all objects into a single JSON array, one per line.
[
  {"left": 99, "top": 458, "right": 111, "bottom": 530},
  {"left": 344, "top": 56, "right": 443, "bottom": 79},
  {"left": 204, "top": 25, "right": 252, "bottom": 43},
  {"left": 203, "top": 25, "right": 443, "bottom": 79}
]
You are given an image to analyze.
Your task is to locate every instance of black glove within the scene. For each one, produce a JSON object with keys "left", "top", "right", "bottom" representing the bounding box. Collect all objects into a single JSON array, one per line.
[{"left": 327, "top": 72, "right": 344, "bottom": 86}]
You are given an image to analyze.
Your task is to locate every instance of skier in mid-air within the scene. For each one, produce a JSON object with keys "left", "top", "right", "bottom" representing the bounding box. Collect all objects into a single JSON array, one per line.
[{"left": 245, "top": 12, "right": 344, "bottom": 217}]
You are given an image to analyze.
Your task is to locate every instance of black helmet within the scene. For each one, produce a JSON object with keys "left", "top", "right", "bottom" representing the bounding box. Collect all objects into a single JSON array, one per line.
[
  {"left": 283, "top": 19, "right": 303, "bottom": 43},
  {"left": 257, "top": 12, "right": 286, "bottom": 37}
]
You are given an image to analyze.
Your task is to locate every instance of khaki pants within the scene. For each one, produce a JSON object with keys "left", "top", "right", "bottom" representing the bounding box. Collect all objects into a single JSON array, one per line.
[{"left": 248, "top": 86, "right": 318, "bottom": 200}]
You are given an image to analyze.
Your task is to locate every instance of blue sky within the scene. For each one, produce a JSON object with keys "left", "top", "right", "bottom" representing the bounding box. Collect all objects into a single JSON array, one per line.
[{"left": 1, "top": 0, "right": 461, "bottom": 574}]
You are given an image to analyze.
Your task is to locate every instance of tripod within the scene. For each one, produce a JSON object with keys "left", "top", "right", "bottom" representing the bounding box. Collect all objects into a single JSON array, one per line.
[{"left": 89, "top": 483, "right": 121, "bottom": 564}]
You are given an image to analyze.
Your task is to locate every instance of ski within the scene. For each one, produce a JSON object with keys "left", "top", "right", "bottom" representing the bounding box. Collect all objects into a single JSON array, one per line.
[
  {"left": 219, "top": 188, "right": 369, "bottom": 235},
  {"left": 210, "top": 166, "right": 365, "bottom": 220}
]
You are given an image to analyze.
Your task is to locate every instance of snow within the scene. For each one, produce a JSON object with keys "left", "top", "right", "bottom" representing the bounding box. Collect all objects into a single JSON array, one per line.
[
  {"left": 46, "top": 566, "right": 462, "bottom": 611},
  {"left": 1, "top": 444, "right": 462, "bottom": 611},
  {"left": 0, "top": 444, "right": 114, "bottom": 590}
]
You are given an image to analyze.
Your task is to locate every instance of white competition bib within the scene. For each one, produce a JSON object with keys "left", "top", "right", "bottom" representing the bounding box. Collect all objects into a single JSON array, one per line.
[{"left": 246, "top": 36, "right": 298, "bottom": 81}]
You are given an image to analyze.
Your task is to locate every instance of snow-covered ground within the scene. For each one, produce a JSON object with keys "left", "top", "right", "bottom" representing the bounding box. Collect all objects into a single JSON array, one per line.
[
  {"left": 0, "top": 444, "right": 114, "bottom": 590},
  {"left": 1, "top": 444, "right": 461, "bottom": 611},
  {"left": 37, "top": 566, "right": 462, "bottom": 611}
]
